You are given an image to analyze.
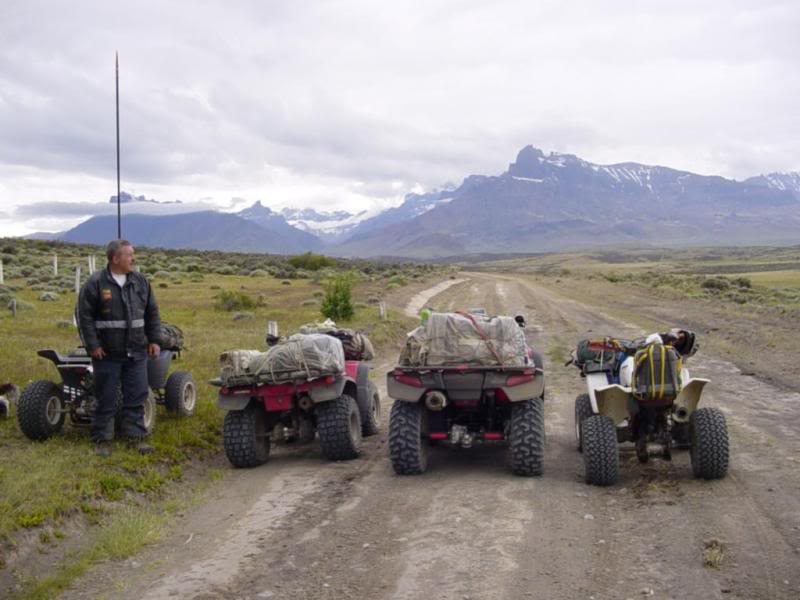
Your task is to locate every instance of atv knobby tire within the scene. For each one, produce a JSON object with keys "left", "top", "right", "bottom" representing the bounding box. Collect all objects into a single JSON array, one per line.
[
  {"left": 510, "top": 398, "right": 545, "bottom": 476},
  {"left": 316, "top": 394, "right": 362, "bottom": 461},
  {"left": 143, "top": 390, "right": 157, "bottom": 435},
  {"left": 223, "top": 403, "right": 271, "bottom": 468},
  {"left": 690, "top": 407, "right": 729, "bottom": 480},
  {"left": 357, "top": 380, "right": 381, "bottom": 437},
  {"left": 17, "top": 380, "right": 65, "bottom": 440},
  {"left": 165, "top": 370, "right": 197, "bottom": 416},
  {"left": 389, "top": 400, "right": 427, "bottom": 475},
  {"left": 574, "top": 393, "right": 593, "bottom": 453},
  {"left": 583, "top": 414, "right": 619, "bottom": 486}
]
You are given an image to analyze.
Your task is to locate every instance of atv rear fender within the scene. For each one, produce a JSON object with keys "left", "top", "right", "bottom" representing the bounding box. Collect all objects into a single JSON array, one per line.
[
  {"left": 672, "top": 377, "right": 709, "bottom": 423},
  {"left": 588, "top": 370, "right": 710, "bottom": 426},
  {"left": 387, "top": 365, "right": 544, "bottom": 403},
  {"left": 217, "top": 375, "right": 350, "bottom": 411}
]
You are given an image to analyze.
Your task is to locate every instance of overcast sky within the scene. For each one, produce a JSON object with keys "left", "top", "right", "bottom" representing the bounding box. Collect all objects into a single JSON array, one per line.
[{"left": 1, "top": 0, "right": 798, "bottom": 235}]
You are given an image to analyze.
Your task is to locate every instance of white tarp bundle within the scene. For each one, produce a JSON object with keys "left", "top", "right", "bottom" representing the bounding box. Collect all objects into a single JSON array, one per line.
[
  {"left": 400, "top": 311, "right": 528, "bottom": 367},
  {"left": 219, "top": 333, "right": 345, "bottom": 386}
]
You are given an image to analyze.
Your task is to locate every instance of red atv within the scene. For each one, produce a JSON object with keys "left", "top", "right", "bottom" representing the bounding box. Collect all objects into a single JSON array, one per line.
[{"left": 214, "top": 359, "right": 380, "bottom": 468}]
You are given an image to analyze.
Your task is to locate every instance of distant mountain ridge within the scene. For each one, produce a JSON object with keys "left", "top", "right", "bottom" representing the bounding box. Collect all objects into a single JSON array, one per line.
[
  {"left": 332, "top": 146, "right": 800, "bottom": 257},
  {"left": 51, "top": 146, "right": 800, "bottom": 257},
  {"left": 60, "top": 211, "right": 321, "bottom": 254}
]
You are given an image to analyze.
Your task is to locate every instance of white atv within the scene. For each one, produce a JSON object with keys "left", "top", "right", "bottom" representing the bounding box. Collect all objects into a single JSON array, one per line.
[{"left": 569, "top": 331, "right": 729, "bottom": 486}]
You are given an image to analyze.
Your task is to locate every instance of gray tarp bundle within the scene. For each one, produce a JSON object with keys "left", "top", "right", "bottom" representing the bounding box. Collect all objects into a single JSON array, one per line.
[
  {"left": 299, "top": 319, "right": 375, "bottom": 361},
  {"left": 400, "top": 312, "right": 528, "bottom": 367},
  {"left": 219, "top": 333, "right": 345, "bottom": 386}
]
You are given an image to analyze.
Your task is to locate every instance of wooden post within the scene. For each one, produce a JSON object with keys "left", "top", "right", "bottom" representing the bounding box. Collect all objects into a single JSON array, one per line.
[
  {"left": 379, "top": 301, "right": 386, "bottom": 321},
  {"left": 87, "top": 255, "right": 93, "bottom": 274},
  {"left": 0, "top": 259, "right": 4, "bottom": 285},
  {"left": 10, "top": 298, "right": 16, "bottom": 318},
  {"left": 53, "top": 253, "right": 58, "bottom": 275},
  {"left": 75, "top": 266, "right": 81, "bottom": 293}
]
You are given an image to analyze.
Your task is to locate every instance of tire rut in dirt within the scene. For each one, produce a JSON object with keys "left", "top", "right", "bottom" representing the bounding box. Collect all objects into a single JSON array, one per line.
[
  {"left": 509, "top": 398, "right": 545, "bottom": 476},
  {"left": 690, "top": 407, "right": 729, "bottom": 480},
  {"left": 583, "top": 414, "right": 619, "bottom": 486},
  {"left": 574, "top": 393, "right": 593, "bottom": 453},
  {"left": 316, "top": 394, "right": 362, "bottom": 461},
  {"left": 17, "top": 380, "right": 65, "bottom": 440},
  {"left": 223, "top": 403, "right": 271, "bottom": 468},
  {"left": 389, "top": 400, "right": 428, "bottom": 475}
]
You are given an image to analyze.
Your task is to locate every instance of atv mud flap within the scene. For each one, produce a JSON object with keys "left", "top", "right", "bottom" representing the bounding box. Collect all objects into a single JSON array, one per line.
[
  {"left": 672, "top": 378, "right": 709, "bottom": 423},
  {"left": 217, "top": 389, "right": 252, "bottom": 411},
  {"left": 593, "top": 384, "right": 631, "bottom": 427}
]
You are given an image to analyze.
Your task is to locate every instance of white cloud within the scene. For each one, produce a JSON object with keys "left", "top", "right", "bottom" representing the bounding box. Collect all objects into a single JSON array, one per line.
[{"left": 1, "top": 0, "right": 798, "bottom": 235}]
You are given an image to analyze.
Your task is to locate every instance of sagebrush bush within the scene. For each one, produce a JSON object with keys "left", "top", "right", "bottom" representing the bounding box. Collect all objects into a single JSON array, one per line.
[
  {"left": 215, "top": 290, "right": 258, "bottom": 311},
  {"left": 288, "top": 252, "right": 336, "bottom": 271}
]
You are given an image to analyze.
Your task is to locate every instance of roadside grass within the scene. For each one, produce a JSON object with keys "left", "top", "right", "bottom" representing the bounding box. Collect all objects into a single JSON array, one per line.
[
  {"left": 0, "top": 251, "right": 427, "bottom": 596},
  {"left": 18, "top": 500, "right": 171, "bottom": 600}
]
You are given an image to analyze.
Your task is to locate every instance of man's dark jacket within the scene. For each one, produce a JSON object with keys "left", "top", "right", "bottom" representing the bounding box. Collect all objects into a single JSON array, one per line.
[{"left": 78, "top": 267, "right": 162, "bottom": 358}]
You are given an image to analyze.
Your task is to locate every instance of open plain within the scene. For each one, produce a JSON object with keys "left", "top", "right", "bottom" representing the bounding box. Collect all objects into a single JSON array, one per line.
[{"left": 2, "top": 246, "right": 800, "bottom": 600}]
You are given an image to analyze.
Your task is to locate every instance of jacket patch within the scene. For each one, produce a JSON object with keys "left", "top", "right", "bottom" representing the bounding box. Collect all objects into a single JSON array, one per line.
[{"left": 101, "top": 288, "right": 113, "bottom": 301}]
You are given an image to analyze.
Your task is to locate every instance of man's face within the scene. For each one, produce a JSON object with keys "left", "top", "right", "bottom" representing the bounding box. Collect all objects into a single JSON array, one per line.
[{"left": 112, "top": 245, "right": 135, "bottom": 274}]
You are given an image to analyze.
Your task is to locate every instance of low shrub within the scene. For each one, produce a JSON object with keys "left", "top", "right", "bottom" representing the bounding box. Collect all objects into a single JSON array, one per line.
[
  {"left": 321, "top": 272, "right": 354, "bottom": 321},
  {"left": 215, "top": 290, "right": 258, "bottom": 312}
]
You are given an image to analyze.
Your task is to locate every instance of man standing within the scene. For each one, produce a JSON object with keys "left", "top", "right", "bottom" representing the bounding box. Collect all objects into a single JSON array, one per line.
[{"left": 78, "top": 240, "right": 161, "bottom": 456}]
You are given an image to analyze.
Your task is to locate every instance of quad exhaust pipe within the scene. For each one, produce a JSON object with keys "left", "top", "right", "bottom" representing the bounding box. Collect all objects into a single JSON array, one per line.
[{"left": 424, "top": 391, "right": 447, "bottom": 411}]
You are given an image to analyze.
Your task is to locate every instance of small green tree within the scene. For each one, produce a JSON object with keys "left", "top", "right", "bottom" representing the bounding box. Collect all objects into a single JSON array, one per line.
[{"left": 320, "top": 272, "right": 354, "bottom": 321}]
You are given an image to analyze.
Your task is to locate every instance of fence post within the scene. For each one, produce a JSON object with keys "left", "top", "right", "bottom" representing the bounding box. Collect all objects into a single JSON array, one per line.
[
  {"left": 75, "top": 266, "right": 81, "bottom": 294},
  {"left": 10, "top": 298, "right": 17, "bottom": 318},
  {"left": 0, "top": 259, "right": 4, "bottom": 285},
  {"left": 379, "top": 301, "right": 386, "bottom": 321},
  {"left": 53, "top": 253, "right": 58, "bottom": 275}
]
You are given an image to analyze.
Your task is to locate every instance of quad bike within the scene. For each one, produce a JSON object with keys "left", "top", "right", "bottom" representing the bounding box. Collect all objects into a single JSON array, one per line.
[
  {"left": 569, "top": 334, "right": 729, "bottom": 486},
  {"left": 16, "top": 348, "right": 196, "bottom": 441},
  {"left": 387, "top": 313, "right": 545, "bottom": 476},
  {"left": 213, "top": 359, "right": 380, "bottom": 468},
  {"left": 0, "top": 383, "right": 18, "bottom": 418}
]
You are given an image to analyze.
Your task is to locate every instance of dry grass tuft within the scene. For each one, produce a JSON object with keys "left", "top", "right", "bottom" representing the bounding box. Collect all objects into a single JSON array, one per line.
[{"left": 702, "top": 538, "right": 726, "bottom": 568}]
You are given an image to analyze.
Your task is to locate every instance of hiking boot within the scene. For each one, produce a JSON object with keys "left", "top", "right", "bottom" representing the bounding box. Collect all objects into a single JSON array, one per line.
[
  {"left": 94, "top": 441, "right": 113, "bottom": 457},
  {"left": 126, "top": 438, "right": 154, "bottom": 455}
]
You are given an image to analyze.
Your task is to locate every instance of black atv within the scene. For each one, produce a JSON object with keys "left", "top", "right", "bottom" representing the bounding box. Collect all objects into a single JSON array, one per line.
[{"left": 17, "top": 348, "right": 196, "bottom": 441}]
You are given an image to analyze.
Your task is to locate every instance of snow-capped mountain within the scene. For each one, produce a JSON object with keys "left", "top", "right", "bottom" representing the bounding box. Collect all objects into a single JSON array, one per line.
[
  {"left": 743, "top": 172, "right": 800, "bottom": 199},
  {"left": 279, "top": 207, "right": 374, "bottom": 243},
  {"left": 331, "top": 145, "right": 800, "bottom": 258}
]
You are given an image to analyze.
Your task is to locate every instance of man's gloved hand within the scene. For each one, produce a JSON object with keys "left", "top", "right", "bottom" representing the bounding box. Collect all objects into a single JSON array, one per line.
[
  {"left": 148, "top": 343, "right": 161, "bottom": 357},
  {"left": 91, "top": 347, "right": 106, "bottom": 359}
]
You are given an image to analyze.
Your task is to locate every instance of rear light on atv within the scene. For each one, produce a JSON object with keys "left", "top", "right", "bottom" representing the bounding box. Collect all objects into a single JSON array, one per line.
[
  {"left": 505, "top": 372, "right": 534, "bottom": 387},
  {"left": 393, "top": 370, "right": 423, "bottom": 387},
  {"left": 483, "top": 432, "right": 504, "bottom": 440},
  {"left": 429, "top": 432, "right": 448, "bottom": 440}
]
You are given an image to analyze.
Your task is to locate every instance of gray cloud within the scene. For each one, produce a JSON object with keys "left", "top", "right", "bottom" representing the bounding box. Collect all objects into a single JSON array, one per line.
[{"left": 1, "top": 0, "right": 798, "bottom": 235}]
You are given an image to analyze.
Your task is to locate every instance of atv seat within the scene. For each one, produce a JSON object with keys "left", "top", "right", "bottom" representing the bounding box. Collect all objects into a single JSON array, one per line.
[{"left": 37, "top": 349, "right": 91, "bottom": 365}]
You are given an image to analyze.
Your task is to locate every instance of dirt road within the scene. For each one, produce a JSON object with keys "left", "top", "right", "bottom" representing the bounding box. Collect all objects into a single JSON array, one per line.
[{"left": 63, "top": 274, "right": 800, "bottom": 600}]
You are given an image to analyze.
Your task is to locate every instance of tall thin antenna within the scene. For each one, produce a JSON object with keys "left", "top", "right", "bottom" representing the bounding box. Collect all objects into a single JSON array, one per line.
[{"left": 115, "top": 51, "right": 121, "bottom": 239}]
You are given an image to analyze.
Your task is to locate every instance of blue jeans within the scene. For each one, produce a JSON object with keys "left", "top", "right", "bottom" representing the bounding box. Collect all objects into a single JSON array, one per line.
[{"left": 91, "top": 356, "right": 149, "bottom": 442}]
